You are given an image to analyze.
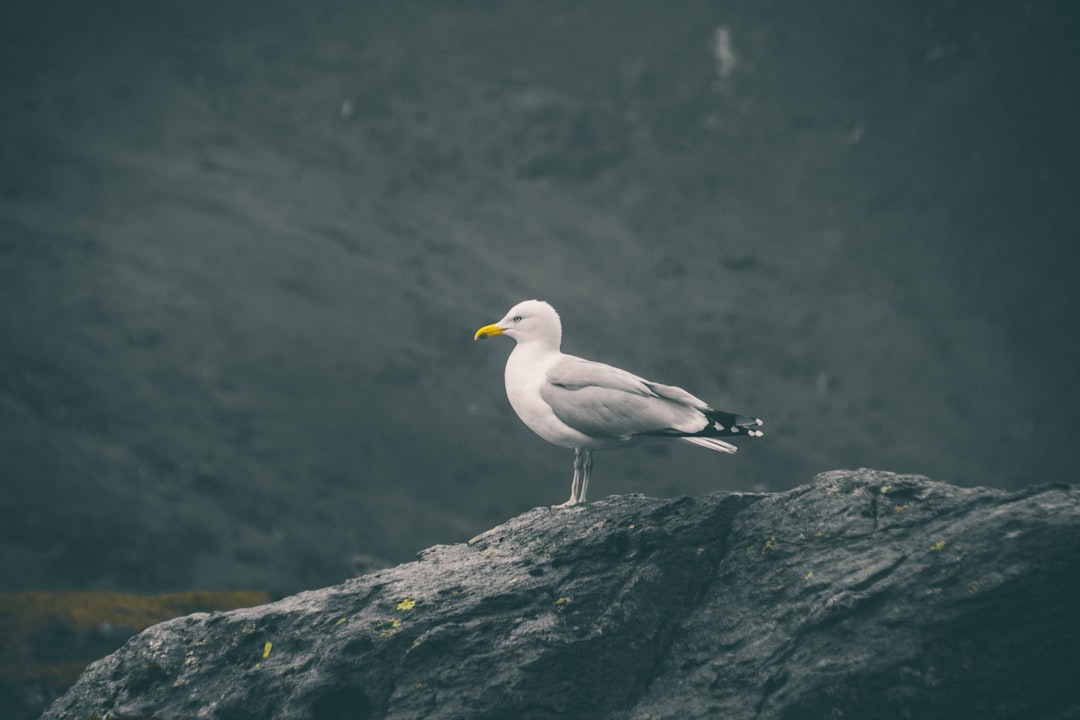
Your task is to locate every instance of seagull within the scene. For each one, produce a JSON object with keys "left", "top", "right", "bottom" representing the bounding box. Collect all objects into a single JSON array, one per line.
[{"left": 474, "top": 299, "right": 763, "bottom": 506}]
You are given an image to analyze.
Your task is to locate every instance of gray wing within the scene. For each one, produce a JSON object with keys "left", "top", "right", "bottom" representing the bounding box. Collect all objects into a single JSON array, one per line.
[{"left": 540, "top": 356, "right": 710, "bottom": 439}]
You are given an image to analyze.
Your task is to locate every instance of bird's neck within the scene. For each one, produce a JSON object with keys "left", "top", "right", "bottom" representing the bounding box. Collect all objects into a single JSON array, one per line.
[
  {"left": 505, "top": 339, "right": 561, "bottom": 400},
  {"left": 511, "top": 336, "right": 561, "bottom": 357}
]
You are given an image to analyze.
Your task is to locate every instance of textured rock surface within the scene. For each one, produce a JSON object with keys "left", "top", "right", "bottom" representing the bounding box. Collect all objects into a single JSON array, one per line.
[
  {"left": 44, "top": 470, "right": 1080, "bottom": 720},
  {"left": 0, "top": 591, "right": 269, "bottom": 720}
]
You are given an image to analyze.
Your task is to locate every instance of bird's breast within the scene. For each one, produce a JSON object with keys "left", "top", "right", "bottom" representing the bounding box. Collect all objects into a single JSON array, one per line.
[{"left": 504, "top": 348, "right": 593, "bottom": 448}]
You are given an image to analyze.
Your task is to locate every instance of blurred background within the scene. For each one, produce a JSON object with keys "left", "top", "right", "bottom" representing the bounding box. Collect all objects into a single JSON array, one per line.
[{"left": 2, "top": 0, "right": 1078, "bottom": 601}]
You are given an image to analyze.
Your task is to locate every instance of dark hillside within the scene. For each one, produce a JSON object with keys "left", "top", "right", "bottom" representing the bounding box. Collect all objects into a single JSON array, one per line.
[{"left": 2, "top": 1, "right": 1078, "bottom": 599}]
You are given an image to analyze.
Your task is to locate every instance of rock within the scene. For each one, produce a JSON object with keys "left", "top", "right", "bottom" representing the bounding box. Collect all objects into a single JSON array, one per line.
[
  {"left": 43, "top": 469, "right": 1080, "bottom": 720},
  {"left": 0, "top": 591, "right": 269, "bottom": 720}
]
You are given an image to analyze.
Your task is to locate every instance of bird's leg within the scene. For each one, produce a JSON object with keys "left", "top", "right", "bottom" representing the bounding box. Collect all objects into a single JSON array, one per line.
[
  {"left": 577, "top": 448, "right": 593, "bottom": 504},
  {"left": 568, "top": 448, "right": 583, "bottom": 505},
  {"left": 553, "top": 449, "right": 583, "bottom": 508}
]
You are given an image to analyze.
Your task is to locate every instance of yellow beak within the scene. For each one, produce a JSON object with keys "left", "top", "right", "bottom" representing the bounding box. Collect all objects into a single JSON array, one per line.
[{"left": 474, "top": 323, "right": 504, "bottom": 341}]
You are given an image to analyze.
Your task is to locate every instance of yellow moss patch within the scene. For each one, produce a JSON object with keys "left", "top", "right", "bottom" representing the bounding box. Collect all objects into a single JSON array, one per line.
[
  {"left": 396, "top": 598, "right": 416, "bottom": 612},
  {"left": 376, "top": 617, "right": 404, "bottom": 637},
  {"left": 254, "top": 641, "right": 273, "bottom": 668}
]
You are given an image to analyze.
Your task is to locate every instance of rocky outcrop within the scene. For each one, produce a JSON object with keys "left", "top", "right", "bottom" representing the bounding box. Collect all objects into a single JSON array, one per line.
[
  {"left": 43, "top": 469, "right": 1080, "bottom": 720},
  {"left": 0, "top": 591, "right": 269, "bottom": 720}
]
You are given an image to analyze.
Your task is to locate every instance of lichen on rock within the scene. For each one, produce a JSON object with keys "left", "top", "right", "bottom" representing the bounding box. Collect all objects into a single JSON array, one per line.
[{"left": 42, "top": 470, "right": 1080, "bottom": 719}]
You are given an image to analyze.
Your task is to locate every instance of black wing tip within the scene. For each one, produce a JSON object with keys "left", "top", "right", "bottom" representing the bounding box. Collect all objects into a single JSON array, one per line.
[
  {"left": 700, "top": 410, "right": 764, "bottom": 438},
  {"left": 643, "top": 412, "right": 764, "bottom": 440}
]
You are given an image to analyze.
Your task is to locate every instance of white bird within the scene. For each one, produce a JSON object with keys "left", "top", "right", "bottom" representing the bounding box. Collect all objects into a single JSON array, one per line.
[{"left": 474, "top": 299, "right": 763, "bottom": 506}]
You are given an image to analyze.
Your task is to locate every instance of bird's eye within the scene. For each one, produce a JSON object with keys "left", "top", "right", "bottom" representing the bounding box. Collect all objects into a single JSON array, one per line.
[{"left": 512, "top": 315, "right": 522, "bottom": 322}]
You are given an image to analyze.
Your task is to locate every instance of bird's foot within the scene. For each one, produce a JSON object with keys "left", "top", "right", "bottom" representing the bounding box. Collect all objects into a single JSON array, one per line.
[{"left": 551, "top": 497, "right": 581, "bottom": 509}]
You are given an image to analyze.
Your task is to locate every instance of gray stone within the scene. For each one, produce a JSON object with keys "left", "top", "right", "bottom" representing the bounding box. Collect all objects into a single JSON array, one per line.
[{"left": 43, "top": 469, "right": 1080, "bottom": 720}]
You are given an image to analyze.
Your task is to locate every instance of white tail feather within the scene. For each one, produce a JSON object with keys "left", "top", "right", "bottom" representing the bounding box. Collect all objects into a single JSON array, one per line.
[{"left": 681, "top": 436, "right": 738, "bottom": 454}]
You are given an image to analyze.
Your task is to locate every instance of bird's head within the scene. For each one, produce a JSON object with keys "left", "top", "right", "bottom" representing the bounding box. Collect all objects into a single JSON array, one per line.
[{"left": 474, "top": 299, "right": 562, "bottom": 348}]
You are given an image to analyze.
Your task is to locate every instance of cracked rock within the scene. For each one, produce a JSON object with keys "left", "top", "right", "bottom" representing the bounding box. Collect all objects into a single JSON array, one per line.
[{"left": 43, "top": 469, "right": 1080, "bottom": 719}]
